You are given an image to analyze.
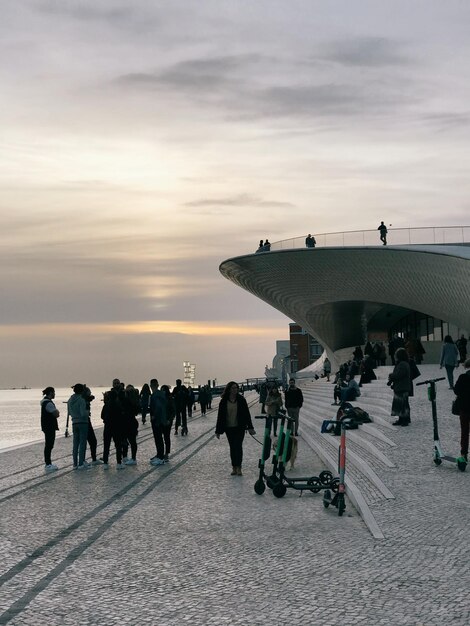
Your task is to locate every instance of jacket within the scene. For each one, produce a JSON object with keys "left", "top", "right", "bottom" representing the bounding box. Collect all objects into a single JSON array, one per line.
[
  {"left": 216, "top": 395, "right": 253, "bottom": 434},
  {"left": 41, "top": 398, "right": 59, "bottom": 432},
  {"left": 67, "top": 393, "right": 89, "bottom": 424},
  {"left": 284, "top": 387, "right": 303, "bottom": 409},
  {"left": 388, "top": 361, "right": 411, "bottom": 394},
  {"left": 454, "top": 371, "right": 470, "bottom": 412},
  {"left": 440, "top": 343, "right": 459, "bottom": 368},
  {"left": 150, "top": 389, "right": 168, "bottom": 425}
]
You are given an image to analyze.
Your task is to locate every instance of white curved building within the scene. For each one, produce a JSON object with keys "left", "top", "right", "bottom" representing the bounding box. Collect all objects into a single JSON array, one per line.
[{"left": 220, "top": 235, "right": 470, "bottom": 368}]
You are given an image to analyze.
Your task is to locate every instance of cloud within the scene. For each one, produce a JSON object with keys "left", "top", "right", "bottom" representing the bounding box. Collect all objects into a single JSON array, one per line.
[
  {"left": 34, "top": 0, "right": 138, "bottom": 25},
  {"left": 185, "top": 193, "right": 295, "bottom": 209},
  {"left": 320, "top": 37, "right": 411, "bottom": 67}
]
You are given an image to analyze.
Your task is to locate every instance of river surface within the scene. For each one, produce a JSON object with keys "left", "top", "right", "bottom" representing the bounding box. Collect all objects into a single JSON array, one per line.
[{"left": 0, "top": 387, "right": 107, "bottom": 451}]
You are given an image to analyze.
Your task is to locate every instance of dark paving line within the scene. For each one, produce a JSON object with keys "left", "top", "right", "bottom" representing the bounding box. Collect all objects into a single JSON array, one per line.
[
  {"left": 0, "top": 431, "right": 215, "bottom": 625},
  {"left": 0, "top": 425, "right": 214, "bottom": 590}
]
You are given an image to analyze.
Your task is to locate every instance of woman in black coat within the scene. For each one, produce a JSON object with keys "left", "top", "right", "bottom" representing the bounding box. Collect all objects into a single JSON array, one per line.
[
  {"left": 454, "top": 358, "right": 470, "bottom": 462},
  {"left": 215, "top": 381, "right": 255, "bottom": 476},
  {"left": 388, "top": 348, "right": 412, "bottom": 426}
]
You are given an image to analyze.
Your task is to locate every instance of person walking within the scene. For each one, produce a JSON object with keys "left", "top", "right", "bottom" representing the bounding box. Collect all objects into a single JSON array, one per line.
[
  {"left": 377, "top": 221, "right": 388, "bottom": 245},
  {"left": 323, "top": 357, "right": 332, "bottom": 382},
  {"left": 215, "top": 381, "right": 255, "bottom": 476},
  {"left": 172, "top": 379, "right": 188, "bottom": 436},
  {"left": 454, "top": 359, "right": 470, "bottom": 463},
  {"left": 265, "top": 385, "right": 283, "bottom": 437},
  {"left": 388, "top": 348, "right": 412, "bottom": 426},
  {"left": 40, "top": 387, "right": 60, "bottom": 472},
  {"left": 198, "top": 385, "right": 208, "bottom": 416},
  {"left": 186, "top": 385, "right": 195, "bottom": 418},
  {"left": 284, "top": 378, "right": 303, "bottom": 436},
  {"left": 139, "top": 383, "right": 151, "bottom": 425},
  {"left": 440, "top": 335, "right": 460, "bottom": 390},
  {"left": 68, "top": 383, "right": 89, "bottom": 469}
]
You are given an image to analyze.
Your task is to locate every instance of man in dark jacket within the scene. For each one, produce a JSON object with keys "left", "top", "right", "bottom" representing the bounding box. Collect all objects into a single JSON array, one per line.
[
  {"left": 284, "top": 378, "right": 303, "bottom": 436},
  {"left": 454, "top": 359, "right": 470, "bottom": 462},
  {"left": 172, "top": 379, "right": 189, "bottom": 436}
]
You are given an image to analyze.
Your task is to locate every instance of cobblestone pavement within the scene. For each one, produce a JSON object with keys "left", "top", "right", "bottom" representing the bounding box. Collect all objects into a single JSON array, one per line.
[{"left": 1, "top": 378, "right": 469, "bottom": 625}]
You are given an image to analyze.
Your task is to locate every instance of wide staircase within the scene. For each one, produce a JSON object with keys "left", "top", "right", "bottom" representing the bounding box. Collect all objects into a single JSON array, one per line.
[{"left": 297, "top": 367, "right": 397, "bottom": 538}]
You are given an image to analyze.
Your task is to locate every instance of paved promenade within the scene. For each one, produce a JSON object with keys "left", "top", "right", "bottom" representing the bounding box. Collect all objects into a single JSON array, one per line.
[{"left": 1, "top": 369, "right": 469, "bottom": 625}]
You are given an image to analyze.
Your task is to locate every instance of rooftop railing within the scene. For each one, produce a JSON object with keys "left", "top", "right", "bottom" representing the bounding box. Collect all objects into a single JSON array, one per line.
[{"left": 269, "top": 226, "right": 470, "bottom": 250}]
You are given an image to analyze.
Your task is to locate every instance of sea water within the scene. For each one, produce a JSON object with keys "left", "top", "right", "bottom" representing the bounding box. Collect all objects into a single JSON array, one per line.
[{"left": 0, "top": 387, "right": 107, "bottom": 451}]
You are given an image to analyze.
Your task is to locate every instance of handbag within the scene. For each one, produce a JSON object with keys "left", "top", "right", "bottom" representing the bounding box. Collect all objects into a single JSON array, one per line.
[{"left": 451, "top": 398, "right": 461, "bottom": 416}]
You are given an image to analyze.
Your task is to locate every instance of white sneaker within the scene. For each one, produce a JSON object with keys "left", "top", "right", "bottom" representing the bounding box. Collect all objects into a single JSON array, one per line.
[
  {"left": 150, "top": 458, "right": 165, "bottom": 466},
  {"left": 82, "top": 460, "right": 90, "bottom": 468},
  {"left": 122, "top": 457, "right": 129, "bottom": 463},
  {"left": 125, "top": 459, "right": 137, "bottom": 466},
  {"left": 91, "top": 459, "right": 104, "bottom": 465},
  {"left": 116, "top": 463, "right": 126, "bottom": 470},
  {"left": 45, "top": 464, "right": 58, "bottom": 472},
  {"left": 102, "top": 463, "right": 109, "bottom": 470},
  {"left": 77, "top": 464, "right": 88, "bottom": 471}
]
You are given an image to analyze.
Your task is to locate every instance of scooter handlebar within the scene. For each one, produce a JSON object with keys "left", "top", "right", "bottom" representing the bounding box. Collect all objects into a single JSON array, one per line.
[{"left": 416, "top": 377, "right": 445, "bottom": 386}]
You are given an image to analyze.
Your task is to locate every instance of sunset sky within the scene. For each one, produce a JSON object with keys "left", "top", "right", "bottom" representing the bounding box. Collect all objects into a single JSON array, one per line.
[{"left": 1, "top": 0, "right": 470, "bottom": 388}]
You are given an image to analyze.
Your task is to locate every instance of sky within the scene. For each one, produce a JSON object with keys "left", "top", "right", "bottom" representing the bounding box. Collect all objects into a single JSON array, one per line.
[{"left": 1, "top": 0, "right": 470, "bottom": 388}]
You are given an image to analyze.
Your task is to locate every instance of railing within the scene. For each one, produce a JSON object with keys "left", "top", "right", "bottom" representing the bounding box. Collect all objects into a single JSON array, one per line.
[{"left": 270, "top": 226, "right": 470, "bottom": 250}]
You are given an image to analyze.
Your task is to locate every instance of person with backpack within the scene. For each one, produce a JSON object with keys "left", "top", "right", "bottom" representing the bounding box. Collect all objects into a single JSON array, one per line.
[{"left": 40, "top": 387, "right": 60, "bottom": 472}]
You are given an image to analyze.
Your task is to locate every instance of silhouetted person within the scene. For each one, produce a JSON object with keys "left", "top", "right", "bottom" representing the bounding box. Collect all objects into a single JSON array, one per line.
[
  {"left": 305, "top": 234, "right": 316, "bottom": 248},
  {"left": 378, "top": 221, "right": 388, "bottom": 245},
  {"left": 263, "top": 239, "right": 271, "bottom": 251}
]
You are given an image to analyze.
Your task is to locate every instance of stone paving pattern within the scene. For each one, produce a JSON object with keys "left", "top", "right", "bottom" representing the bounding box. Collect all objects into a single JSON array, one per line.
[{"left": 1, "top": 372, "right": 469, "bottom": 625}]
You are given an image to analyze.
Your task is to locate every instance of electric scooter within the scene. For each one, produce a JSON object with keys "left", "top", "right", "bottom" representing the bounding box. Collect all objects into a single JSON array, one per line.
[
  {"left": 271, "top": 414, "right": 334, "bottom": 498},
  {"left": 320, "top": 418, "right": 353, "bottom": 516},
  {"left": 417, "top": 377, "right": 467, "bottom": 472},
  {"left": 254, "top": 415, "right": 274, "bottom": 495}
]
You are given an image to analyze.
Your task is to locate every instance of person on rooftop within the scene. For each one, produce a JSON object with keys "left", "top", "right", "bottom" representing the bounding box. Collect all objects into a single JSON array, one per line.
[
  {"left": 378, "top": 221, "right": 388, "bottom": 245},
  {"left": 305, "top": 233, "right": 316, "bottom": 248}
]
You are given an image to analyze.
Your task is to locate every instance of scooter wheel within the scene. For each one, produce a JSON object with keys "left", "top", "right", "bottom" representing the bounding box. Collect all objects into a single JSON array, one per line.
[
  {"left": 323, "top": 489, "right": 331, "bottom": 508},
  {"left": 254, "top": 479, "right": 265, "bottom": 495},
  {"left": 319, "top": 470, "right": 333, "bottom": 486},
  {"left": 330, "top": 477, "right": 340, "bottom": 493},
  {"left": 266, "top": 476, "right": 279, "bottom": 490},
  {"left": 273, "top": 483, "right": 287, "bottom": 498},
  {"left": 307, "top": 477, "right": 322, "bottom": 493},
  {"left": 434, "top": 458, "right": 442, "bottom": 466},
  {"left": 457, "top": 461, "right": 467, "bottom": 472}
]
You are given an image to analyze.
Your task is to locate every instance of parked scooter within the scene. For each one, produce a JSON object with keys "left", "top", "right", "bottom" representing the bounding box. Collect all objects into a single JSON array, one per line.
[
  {"left": 417, "top": 377, "right": 467, "bottom": 472},
  {"left": 270, "top": 413, "right": 333, "bottom": 498},
  {"left": 320, "top": 418, "right": 353, "bottom": 516}
]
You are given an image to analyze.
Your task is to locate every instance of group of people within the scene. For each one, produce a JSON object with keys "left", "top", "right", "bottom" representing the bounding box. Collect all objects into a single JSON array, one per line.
[
  {"left": 40, "top": 378, "right": 213, "bottom": 472},
  {"left": 255, "top": 239, "right": 271, "bottom": 253}
]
